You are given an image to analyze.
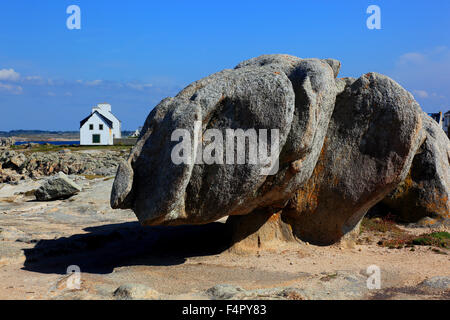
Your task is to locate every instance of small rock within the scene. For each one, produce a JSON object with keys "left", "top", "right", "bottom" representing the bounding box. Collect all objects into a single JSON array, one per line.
[
  {"left": 10, "top": 153, "right": 27, "bottom": 168},
  {"left": 113, "top": 284, "right": 160, "bottom": 300},
  {"left": 35, "top": 172, "right": 82, "bottom": 201},
  {"left": 206, "top": 284, "right": 244, "bottom": 300},
  {"left": 420, "top": 276, "right": 450, "bottom": 290}
]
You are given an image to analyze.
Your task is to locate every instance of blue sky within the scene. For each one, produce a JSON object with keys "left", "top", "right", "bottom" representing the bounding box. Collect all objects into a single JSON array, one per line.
[{"left": 0, "top": 0, "right": 449, "bottom": 131}]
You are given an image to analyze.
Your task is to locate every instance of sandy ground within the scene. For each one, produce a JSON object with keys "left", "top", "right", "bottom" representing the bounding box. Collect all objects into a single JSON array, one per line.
[{"left": 0, "top": 177, "right": 449, "bottom": 300}]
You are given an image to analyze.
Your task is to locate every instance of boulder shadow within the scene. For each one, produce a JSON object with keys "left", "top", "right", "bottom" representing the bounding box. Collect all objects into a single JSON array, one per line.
[{"left": 22, "top": 221, "right": 231, "bottom": 275}]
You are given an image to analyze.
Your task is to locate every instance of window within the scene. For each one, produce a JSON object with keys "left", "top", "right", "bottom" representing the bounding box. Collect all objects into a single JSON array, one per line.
[
  {"left": 92, "top": 134, "right": 100, "bottom": 144},
  {"left": 89, "top": 124, "right": 94, "bottom": 130},
  {"left": 99, "top": 124, "right": 103, "bottom": 130}
]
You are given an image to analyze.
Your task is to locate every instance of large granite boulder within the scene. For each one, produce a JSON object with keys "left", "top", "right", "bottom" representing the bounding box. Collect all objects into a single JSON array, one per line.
[
  {"left": 35, "top": 172, "right": 82, "bottom": 201},
  {"left": 110, "top": 55, "right": 434, "bottom": 247},
  {"left": 282, "top": 73, "right": 425, "bottom": 245},
  {"left": 381, "top": 113, "right": 450, "bottom": 225}
]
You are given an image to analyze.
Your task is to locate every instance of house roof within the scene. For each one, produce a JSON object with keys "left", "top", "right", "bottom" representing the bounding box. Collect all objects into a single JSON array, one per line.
[{"left": 80, "top": 111, "right": 113, "bottom": 129}]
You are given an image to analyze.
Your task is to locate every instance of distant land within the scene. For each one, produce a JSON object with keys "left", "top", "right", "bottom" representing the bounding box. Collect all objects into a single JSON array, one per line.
[{"left": 0, "top": 130, "right": 135, "bottom": 141}]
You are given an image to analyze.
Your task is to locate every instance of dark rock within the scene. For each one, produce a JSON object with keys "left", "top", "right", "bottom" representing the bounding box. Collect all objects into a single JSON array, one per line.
[
  {"left": 35, "top": 172, "right": 82, "bottom": 201},
  {"left": 420, "top": 276, "right": 450, "bottom": 290}
]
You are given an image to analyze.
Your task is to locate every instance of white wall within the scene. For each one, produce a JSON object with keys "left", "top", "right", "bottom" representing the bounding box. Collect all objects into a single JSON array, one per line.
[
  {"left": 80, "top": 113, "right": 113, "bottom": 145},
  {"left": 92, "top": 104, "right": 121, "bottom": 139}
]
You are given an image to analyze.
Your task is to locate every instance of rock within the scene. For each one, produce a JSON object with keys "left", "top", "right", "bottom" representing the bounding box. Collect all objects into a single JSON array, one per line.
[
  {"left": 336, "top": 77, "right": 356, "bottom": 94},
  {"left": 381, "top": 113, "right": 450, "bottom": 224},
  {"left": 0, "top": 137, "right": 15, "bottom": 147},
  {"left": 420, "top": 276, "right": 450, "bottom": 290},
  {"left": 322, "top": 58, "right": 341, "bottom": 78},
  {"left": 110, "top": 56, "right": 435, "bottom": 247},
  {"left": 282, "top": 73, "right": 425, "bottom": 245},
  {"left": 4, "top": 151, "right": 24, "bottom": 173},
  {"left": 112, "top": 54, "right": 338, "bottom": 227},
  {"left": 206, "top": 284, "right": 244, "bottom": 300},
  {"left": 206, "top": 285, "right": 302, "bottom": 300},
  {"left": 0, "top": 156, "right": 25, "bottom": 184},
  {"left": 93, "top": 167, "right": 116, "bottom": 177},
  {"left": 113, "top": 284, "right": 160, "bottom": 300},
  {"left": 9, "top": 153, "right": 26, "bottom": 169},
  {"left": 0, "top": 149, "right": 125, "bottom": 178},
  {"left": 204, "top": 272, "right": 370, "bottom": 300},
  {"left": 226, "top": 210, "right": 298, "bottom": 253},
  {"left": 35, "top": 172, "right": 82, "bottom": 201},
  {"left": 407, "top": 216, "right": 450, "bottom": 228}
]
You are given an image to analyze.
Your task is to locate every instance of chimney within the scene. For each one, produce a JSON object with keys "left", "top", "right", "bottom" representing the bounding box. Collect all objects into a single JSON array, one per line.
[{"left": 97, "top": 103, "right": 111, "bottom": 113}]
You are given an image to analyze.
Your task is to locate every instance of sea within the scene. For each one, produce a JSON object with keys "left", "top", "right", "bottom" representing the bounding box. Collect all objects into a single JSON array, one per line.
[{"left": 15, "top": 141, "right": 80, "bottom": 146}]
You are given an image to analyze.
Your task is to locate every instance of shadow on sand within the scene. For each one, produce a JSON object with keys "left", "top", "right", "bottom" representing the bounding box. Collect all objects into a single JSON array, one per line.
[{"left": 22, "top": 221, "right": 232, "bottom": 275}]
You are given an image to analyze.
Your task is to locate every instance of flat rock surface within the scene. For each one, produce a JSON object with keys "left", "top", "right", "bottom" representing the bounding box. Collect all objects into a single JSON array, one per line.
[{"left": 0, "top": 177, "right": 448, "bottom": 300}]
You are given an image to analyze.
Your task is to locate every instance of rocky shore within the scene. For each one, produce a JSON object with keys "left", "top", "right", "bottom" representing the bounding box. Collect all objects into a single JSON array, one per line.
[
  {"left": 0, "top": 147, "right": 128, "bottom": 184},
  {"left": 112, "top": 54, "right": 450, "bottom": 246}
]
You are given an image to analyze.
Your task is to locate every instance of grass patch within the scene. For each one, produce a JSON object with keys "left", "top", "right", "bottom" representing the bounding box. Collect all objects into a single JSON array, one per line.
[
  {"left": 360, "top": 216, "right": 403, "bottom": 234},
  {"left": 411, "top": 232, "right": 450, "bottom": 248},
  {"left": 359, "top": 216, "right": 408, "bottom": 246},
  {"left": 429, "top": 232, "right": 450, "bottom": 240},
  {"left": 320, "top": 273, "right": 338, "bottom": 282},
  {"left": 378, "top": 231, "right": 450, "bottom": 250}
]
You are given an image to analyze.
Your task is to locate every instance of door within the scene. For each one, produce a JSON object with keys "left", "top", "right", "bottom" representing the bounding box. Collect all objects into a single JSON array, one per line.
[{"left": 92, "top": 134, "right": 101, "bottom": 144}]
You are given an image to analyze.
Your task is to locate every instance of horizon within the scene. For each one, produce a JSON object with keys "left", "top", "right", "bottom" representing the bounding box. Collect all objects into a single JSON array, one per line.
[{"left": 1, "top": 1, "right": 449, "bottom": 131}]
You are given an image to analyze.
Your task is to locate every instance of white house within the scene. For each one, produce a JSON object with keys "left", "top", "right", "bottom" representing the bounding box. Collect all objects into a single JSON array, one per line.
[
  {"left": 80, "top": 103, "right": 121, "bottom": 145},
  {"left": 444, "top": 110, "right": 450, "bottom": 138},
  {"left": 130, "top": 126, "right": 142, "bottom": 138}
]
